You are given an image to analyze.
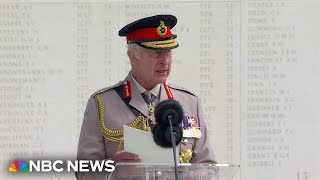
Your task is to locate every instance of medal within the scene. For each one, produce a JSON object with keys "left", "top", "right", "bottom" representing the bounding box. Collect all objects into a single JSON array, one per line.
[
  {"left": 192, "top": 127, "right": 202, "bottom": 138},
  {"left": 142, "top": 84, "right": 174, "bottom": 126},
  {"left": 148, "top": 104, "right": 154, "bottom": 112},
  {"left": 146, "top": 97, "right": 157, "bottom": 125},
  {"left": 183, "top": 128, "right": 194, "bottom": 138},
  {"left": 183, "top": 127, "right": 202, "bottom": 138},
  {"left": 150, "top": 116, "right": 156, "bottom": 125},
  {"left": 149, "top": 114, "right": 155, "bottom": 121}
]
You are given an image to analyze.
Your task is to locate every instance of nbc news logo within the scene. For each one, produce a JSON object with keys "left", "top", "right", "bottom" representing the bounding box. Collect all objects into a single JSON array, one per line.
[
  {"left": 8, "top": 160, "right": 28, "bottom": 172},
  {"left": 8, "top": 159, "right": 115, "bottom": 173}
]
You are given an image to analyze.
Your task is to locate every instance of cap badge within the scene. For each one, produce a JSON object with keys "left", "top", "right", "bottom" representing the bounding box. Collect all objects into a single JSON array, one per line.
[{"left": 156, "top": 20, "right": 167, "bottom": 36}]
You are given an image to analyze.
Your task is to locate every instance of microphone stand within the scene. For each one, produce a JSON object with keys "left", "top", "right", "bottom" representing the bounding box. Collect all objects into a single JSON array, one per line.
[{"left": 168, "top": 115, "right": 179, "bottom": 180}]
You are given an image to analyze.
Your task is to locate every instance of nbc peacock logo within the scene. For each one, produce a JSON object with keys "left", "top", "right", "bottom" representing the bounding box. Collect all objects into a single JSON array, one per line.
[{"left": 8, "top": 160, "right": 29, "bottom": 172}]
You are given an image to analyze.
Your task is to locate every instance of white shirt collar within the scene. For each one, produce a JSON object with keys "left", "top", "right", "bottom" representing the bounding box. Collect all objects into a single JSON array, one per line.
[{"left": 130, "top": 72, "right": 161, "bottom": 98}]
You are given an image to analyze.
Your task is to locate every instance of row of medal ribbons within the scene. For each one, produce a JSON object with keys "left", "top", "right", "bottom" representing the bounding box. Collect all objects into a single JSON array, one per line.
[{"left": 182, "top": 116, "right": 202, "bottom": 139}]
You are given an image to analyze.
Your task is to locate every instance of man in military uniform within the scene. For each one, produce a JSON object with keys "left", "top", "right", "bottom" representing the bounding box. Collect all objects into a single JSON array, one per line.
[{"left": 76, "top": 14, "right": 217, "bottom": 179}]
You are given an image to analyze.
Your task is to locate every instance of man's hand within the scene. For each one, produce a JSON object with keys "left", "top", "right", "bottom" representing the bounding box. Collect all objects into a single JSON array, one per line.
[{"left": 112, "top": 150, "right": 141, "bottom": 163}]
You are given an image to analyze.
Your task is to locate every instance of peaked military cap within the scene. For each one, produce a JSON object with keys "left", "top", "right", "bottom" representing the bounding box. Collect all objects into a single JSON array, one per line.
[{"left": 119, "top": 14, "right": 179, "bottom": 50}]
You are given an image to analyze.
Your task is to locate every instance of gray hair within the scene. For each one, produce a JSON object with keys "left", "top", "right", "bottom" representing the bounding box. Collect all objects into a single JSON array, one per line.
[{"left": 127, "top": 43, "right": 142, "bottom": 59}]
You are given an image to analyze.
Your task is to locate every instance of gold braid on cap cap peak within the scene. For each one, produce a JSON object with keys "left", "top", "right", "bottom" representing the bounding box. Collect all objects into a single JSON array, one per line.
[
  {"left": 95, "top": 95, "right": 151, "bottom": 150},
  {"left": 141, "top": 39, "right": 177, "bottom": 48}
]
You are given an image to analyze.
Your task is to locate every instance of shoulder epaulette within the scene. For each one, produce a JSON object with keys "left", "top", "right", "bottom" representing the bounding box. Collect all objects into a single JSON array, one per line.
[
  {"left": 91, "top": 81, "right": 123, "bottom": 98},
  {"left": 167, "top": 84, "right": 197, "bottom": 97}
]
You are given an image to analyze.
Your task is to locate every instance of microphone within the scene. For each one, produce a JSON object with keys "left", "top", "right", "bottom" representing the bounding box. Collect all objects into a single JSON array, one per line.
[
  {"left": 154, "top": 99, "right": 184, "bottom": 125},
  {"left": 152, "top": 99, "right": 184, "bottom": 180},
  {"left": 152, "top": 99, "right": 183, "bottom": 147},
  {"left": 152, "top": 123, "right": 183, "bottom": 148}
]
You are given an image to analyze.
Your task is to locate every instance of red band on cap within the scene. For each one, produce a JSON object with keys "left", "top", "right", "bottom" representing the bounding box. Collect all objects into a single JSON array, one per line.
[{"left": 126, "top": 26, "right": 172, "bottom": 43}]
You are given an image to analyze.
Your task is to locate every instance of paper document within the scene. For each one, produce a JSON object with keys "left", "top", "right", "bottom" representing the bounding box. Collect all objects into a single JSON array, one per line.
[{"left": 123, "top": 125, "right": 177, "bottom": 164}]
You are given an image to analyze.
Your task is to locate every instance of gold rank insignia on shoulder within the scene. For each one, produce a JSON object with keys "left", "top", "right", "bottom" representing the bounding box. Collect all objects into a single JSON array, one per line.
[
  {"left": 179, "top": 148, "right": 193, "bottom": 163},
  {"left": 157, "top": 20, "right": 167, "bottom": 36}
]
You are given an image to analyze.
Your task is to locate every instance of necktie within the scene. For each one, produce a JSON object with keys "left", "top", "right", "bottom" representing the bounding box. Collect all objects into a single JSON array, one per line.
[
  {"left": 141, "top": 92, "right": 157, "bottom": 125},
  {"left": 141, "top": 91, "right": 156, "bottom": 104}
]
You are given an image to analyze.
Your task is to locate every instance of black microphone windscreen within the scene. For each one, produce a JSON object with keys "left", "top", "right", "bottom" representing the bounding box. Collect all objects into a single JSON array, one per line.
[
  {"left": 152, "top": 124, "right": 183, "bottom": 148},
  {"left": 152, "top": 124, "right": 182, "bottom": 148},
  {"left": 155, "top": 99, "right": 184, "bottom": 125},
  {"left": 164, "top": 125, "right": 183, "bottom": 146}
]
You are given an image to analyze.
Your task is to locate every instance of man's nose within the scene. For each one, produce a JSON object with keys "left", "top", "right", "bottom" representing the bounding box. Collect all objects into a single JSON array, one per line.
[{"left": 159, "top": 51, "right": 171, "bottom": 64}]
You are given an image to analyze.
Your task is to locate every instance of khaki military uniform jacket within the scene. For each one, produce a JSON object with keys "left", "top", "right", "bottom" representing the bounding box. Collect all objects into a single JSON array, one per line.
[{"left": 77, "top": 73, "right": 217, "bottom": 174}]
